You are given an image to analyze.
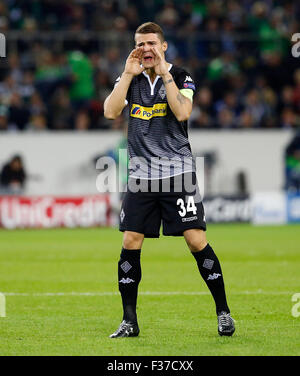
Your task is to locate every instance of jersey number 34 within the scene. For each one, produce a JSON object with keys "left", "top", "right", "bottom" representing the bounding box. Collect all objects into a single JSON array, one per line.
[{"left": 177, "top": 196, "right": 197, "bottom": 217}]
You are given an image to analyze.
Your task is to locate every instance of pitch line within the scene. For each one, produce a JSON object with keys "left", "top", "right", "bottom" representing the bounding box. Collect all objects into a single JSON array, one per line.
[{"left": 1, "top": 291, "right": 292, "bottom": 297}]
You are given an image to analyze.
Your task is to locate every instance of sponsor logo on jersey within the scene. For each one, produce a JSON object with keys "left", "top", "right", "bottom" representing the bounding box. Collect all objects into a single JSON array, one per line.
[
  {"left": 132, "top": 106, "right": 141, "bottom": 115},
  {"left": 183, "top": 82, "right": 195, "bottom": 90},
  {"left": 130, "top": 103, "right": 167, "bottom": 120}
]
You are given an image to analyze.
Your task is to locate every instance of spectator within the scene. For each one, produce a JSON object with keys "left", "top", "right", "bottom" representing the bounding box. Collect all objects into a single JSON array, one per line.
[
  {"left": 293, "top": 69, "right": 300, "bottom": 113},
  {"left": 74, "top": 110, "right": 90, "bottom": 131},
  {"left": 68, "top": 51, "right": 95, "bottom": 109},
  {"left": 49, "top": 88, "right": 73, "bottom": 130},
  {"left": 261, "top": 87, "right": 277, "bottom": 117},
  {"left": 26, "top": 114, "right": 47, "bottom": 132},
  {"left": 285, "top": 132, "right": 300, "bottom": 192},
  {"left": 155, "top": 1, "right": 179, "bottom": 35},
  {"left": 35, "top": 49, "right": 71, "bottom": 103},
  {"left": 19, "top": 71, "right": 35, "bottom": 101},
  {"left": 278, "top": 86, "right": 296, "bottom": 114},
  {"left": 8, "top": 53, "right": 23, "bottom": 84},
  {"left": 217, "top": 108, "right": 236, "bottom": 128},
  {"left": 190, "top": 87, "right": 214, "bottom": 128},
  {"left": 239, "top": 110, "right": 256, "bottom": 128},
  {"left": 0, "top": 155, "right": 27, "bottom": 194},
  {"left": 191, "top": 110, "right": 213, "bottom": 129},
  {"left": 100, "top": 47, "right": 124, "bottom": 81},
  {"left": 29, "top": 92, "right": 47, "bottom": 116},
  {"left": 215, "top": 91, "right": 240, "bottom": 118},
  {"left": 243, "top": 89, "right": 266, "bottom": 127},
  {"left": 8, "top": 92, "right": 30, "bottom": 130},
  {"left": 0, "top": 105, "right": 8, "bottom": 131},
  {"left": 0, "top": 75, "right": 18, "bottom": 105},
  {"left": 281, "top": 108, "right": 298, "bottom": 129}
]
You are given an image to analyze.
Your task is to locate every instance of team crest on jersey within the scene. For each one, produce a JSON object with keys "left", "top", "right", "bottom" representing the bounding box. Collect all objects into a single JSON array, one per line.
[
  {"left": 130, "top": 103, "right": 167, "bottom": 120},
  {"left": 158, "top": 85, "right": 166, "bottom": 99}
]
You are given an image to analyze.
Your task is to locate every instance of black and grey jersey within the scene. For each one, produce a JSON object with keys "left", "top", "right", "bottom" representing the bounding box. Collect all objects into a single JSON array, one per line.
[{"left": 115, "top": 64, "right": 196, "bottom": 179}]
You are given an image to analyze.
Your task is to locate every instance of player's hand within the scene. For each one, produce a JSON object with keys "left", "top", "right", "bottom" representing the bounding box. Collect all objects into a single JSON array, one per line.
[
  {"left": 124, "top": 48, "right": 145, "bottom": 76},
  {"left": 151, "top": 47, "right": 169, "bottom": 77}
]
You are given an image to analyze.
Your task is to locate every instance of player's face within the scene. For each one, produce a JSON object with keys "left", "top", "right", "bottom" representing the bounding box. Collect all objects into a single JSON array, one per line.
[{"left": 135, "top": 33, "right": 167, "bottom": 69}]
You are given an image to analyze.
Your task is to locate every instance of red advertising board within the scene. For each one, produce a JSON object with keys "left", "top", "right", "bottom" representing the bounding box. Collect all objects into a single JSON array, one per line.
[{"left": 0, "top": 195, "right": 111, "bottom": 229}]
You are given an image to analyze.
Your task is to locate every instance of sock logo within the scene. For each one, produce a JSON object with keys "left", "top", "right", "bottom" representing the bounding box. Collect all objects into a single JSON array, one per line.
[
  {"left": 120, "top": 261, "right": 132, "bottom": 273},
  {"left": 119, "top": 278, "right": 135, "bottom": 284},
  {"left": 203, "top": 259, "right": 214, "bottom": 270},
  {"left": 207, "top": 273, "right": 221, "bottom": 281}
]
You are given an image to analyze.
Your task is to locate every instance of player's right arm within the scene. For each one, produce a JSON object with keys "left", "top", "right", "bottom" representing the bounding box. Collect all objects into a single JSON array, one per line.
[{"left": 104, "top": 48, "right": 144, "bottom": 119}]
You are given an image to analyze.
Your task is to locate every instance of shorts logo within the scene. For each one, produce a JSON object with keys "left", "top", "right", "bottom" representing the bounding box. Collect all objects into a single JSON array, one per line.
[
  {"left": 120, "top": 261, "right": 132, "bottom": 273},
  {"left": 130, "top": 103, "right": 167, "bottom": 120},
  {"left": 120, "top": 209, "right": 125, "bottom": 222},
  {"left": 182, "top": 216, "right": 197, "bottom": 222},
  {"left": 207, "top": 273, "right": 221, "bottom": 281},
  {"left": 119, "top": 278, "right": 135, "bottom": 284},
  {"left": 203, "top": 259, "right": 214, "bottom": 270}
]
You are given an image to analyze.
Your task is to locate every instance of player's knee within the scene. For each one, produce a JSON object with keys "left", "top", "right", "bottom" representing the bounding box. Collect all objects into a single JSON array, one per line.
[
  {"left": 184, "top": 229, "right": 207, "bottom": 252},
  {"left": 187, "top": 240, "right": 207, "bottom": 252},
  {"left": 123, "top": 231, "right": 144, "bottom": 249}
]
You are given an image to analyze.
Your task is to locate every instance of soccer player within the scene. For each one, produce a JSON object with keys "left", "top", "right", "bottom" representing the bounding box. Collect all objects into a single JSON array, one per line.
[{"left": 104, "top": 22, "right": 235, "bottom": 338}]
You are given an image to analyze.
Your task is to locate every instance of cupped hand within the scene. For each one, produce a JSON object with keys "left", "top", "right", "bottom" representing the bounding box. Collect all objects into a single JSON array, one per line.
[
  {"left": 124, "top": 47, "right": 144, "bottom": 76},
  {"left": 151, "top": 47, "right": 169, "bottom": 77}
]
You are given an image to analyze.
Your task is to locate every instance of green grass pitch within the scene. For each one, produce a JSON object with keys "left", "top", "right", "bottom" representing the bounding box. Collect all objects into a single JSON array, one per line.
[{"left": 0, "top": 224, "right": 299, "bottom": 356}]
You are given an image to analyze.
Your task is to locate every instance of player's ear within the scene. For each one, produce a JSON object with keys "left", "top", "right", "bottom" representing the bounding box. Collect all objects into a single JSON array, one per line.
[{"left": 162, "top": 41, "right": 168, "bottom": 52}]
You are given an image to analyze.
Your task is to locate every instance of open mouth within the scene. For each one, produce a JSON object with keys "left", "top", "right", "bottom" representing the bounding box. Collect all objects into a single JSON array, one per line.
[{"left": 143, "top": 55, "right": 153, "bottom": 62}]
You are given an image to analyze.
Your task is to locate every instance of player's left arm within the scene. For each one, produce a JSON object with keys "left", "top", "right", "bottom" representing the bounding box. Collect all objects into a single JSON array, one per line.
[{"left": 151, "top": 47, "right": 194, "bottom": 122}]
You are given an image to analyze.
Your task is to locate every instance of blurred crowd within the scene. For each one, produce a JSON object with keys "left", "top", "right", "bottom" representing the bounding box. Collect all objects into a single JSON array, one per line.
[{"left": 0, "top": 0, "right": 299, "bottom": 131}]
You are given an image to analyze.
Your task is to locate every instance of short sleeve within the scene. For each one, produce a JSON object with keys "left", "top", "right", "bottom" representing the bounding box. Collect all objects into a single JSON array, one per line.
[
  {"left": 175, "top": 70, "right": 196, "bottom": 103},
  {"left": 114, "top": 76, "right": 131, "bottom": 106}
]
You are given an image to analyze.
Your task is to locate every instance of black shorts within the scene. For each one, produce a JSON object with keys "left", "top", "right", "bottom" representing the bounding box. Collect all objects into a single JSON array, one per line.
[{"left": 119, "top": 173, "right": 206, "bottom": 238}]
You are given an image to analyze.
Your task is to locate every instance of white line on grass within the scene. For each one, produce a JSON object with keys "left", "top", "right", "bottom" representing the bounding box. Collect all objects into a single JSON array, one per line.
[{"left": 1, "top": 290, "right": 292, "bottom": 297}]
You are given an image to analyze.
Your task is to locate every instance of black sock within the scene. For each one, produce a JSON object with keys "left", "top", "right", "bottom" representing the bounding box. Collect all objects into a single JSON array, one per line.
[
  {"left": 192, "top": 244, "right": 230, "bottom": 315},
  {"left": 118, "top": 248, "right": 141, "bottom": 323}
]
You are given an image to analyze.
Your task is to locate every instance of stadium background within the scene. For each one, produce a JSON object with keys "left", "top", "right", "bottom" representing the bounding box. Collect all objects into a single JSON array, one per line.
[{"left": 0, "top": 0, "right": 299, "bottom": 356}]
